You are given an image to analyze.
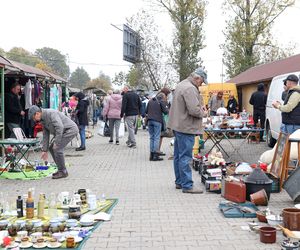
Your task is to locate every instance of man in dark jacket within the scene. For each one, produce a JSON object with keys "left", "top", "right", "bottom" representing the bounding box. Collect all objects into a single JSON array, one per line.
[
  {"left": 249, "top": 83, "right": 267, "bottom": 141},
  {"left": 5, "top": 82, "right": 25, "bottom": 138},
  {"left": 74, "top": 92, "right": 89, "bottom": 151},
  {"left": 121, "top": 86, "right": 142, "bottom": 148}
]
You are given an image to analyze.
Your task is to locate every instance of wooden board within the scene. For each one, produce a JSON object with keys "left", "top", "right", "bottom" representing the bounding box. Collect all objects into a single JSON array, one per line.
[{"left": 270, "top": 132, "right": 289, "bottom": 178}]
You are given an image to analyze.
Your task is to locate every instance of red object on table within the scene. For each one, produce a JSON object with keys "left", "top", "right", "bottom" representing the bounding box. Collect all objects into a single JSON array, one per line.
[
  {"left": 259, "top": 163, "right": 268, "bottom": 172},
  {"left": 33, "top": 122, "right": 43, "bottom": 138}
]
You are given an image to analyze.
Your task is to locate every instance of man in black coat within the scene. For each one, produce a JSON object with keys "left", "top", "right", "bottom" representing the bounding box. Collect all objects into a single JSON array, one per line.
[
  {"left": 249, "top": 83, "right": 267, "bottom": 141},
  {"left": 4, "top": 82, "right": 25, "bottom": 138},
  {"left": 120, "top": 86, "right": 142, "bottom": 148},
  {"left": 74, "top": 92, "right": 89, "bottom": 151}
]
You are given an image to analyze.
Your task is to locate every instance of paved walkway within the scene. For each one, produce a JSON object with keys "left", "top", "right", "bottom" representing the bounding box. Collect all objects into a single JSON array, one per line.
[{"left": 1, "top": 127, "right": 295, "bottom": 249}]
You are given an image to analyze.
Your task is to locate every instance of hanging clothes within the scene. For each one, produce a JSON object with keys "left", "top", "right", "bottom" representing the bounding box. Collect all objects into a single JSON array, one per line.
[
  {"left": 50, "top": 85, "right": 59, "bottom": 110},
  {"left": 24, "top": 79, "right": 32, "bottom": 110}
]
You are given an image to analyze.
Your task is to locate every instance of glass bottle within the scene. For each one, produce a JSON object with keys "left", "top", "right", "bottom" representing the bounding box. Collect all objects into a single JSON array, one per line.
[
  {"left": 26, "top": 190, "right": 34, "bottom": 219},
  {"left": 48, "top": 193, "right": 57, "bottom": 219},
  {"left": 16, "top": 195, "right": 23, "bottom": 218},
  {"left": 37, "top": 193, "right": 45, "bottom": 219}
]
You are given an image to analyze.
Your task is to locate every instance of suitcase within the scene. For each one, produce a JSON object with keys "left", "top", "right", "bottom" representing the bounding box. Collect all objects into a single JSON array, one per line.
[{"left": 225, "top": 181, "right": 246, "bottom": 203}]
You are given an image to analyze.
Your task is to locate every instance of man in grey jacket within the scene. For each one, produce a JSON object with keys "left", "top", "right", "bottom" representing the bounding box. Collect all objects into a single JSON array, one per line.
[
  {"left": 28, "top": 105, "right": 79, "bottom": 179},
  {"left": 168, "top": 68, "right": 207, "bottom": 194}
]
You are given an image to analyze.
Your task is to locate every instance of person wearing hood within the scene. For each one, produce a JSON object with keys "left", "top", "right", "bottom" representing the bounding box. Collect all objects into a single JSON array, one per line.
[
  {"left": 273, "top": 74, "right": 300, "bottom": 134},
  {"left": 249, "top": 83, "right": 267, "bottom": 141},
  {"left": 74, "top": 92, "right": 89, "bottom": 151},
  {"left": 102, "top": 89, "right": 122, "bottom": 144},
  {"left": 28, "top": 105, "right": 79, "bottom": 179}
]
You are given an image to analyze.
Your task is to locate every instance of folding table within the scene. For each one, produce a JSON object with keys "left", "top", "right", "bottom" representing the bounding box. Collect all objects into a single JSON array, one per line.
[{"left": 0, "top": 138, "right": 40, "bottom": 177}]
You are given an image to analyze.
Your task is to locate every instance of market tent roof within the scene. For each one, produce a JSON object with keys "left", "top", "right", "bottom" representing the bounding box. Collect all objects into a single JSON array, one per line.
[
  {"left": 45, "top": 71, "right": 67, "bottom": 83},
  {"left": 227, "top": 54, "right": 300, "bottom": 86},
  {"left": 68, "top": 86, "right": 81, "bottom": 93},
  {"left": 8, "top": 60, "right": 50, "bottom": 78},
  {"left": 83, "top": 86, "right": 106, "bottom": 95},
  {"left": 0, "top": 56, "right": 19, "bottom": 71}
]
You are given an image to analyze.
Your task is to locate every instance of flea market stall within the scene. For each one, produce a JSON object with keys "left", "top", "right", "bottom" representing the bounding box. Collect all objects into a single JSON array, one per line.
[{"left": 193, "top": 107, "right": 300, "bottom": 247}]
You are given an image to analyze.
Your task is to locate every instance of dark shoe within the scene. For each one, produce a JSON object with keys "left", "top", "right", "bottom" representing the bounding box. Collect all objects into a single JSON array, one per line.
[
  {"left": 152, "top": 152, "right": 163, "bottom": 161},
  {"left": 116, "top": 141, "right": 119, "bottom": 145},
  {"left": 75, "top": 147, "right": 86, "bottom": 151},
  {"left": 149, "top": 152, "right": 154, "bottom": 161},
  {"left": 157, "top": 151, "right": 166, "bottom": 156},
  {"left": 52, "top": 171, "right": 68, "bottom": 179},
  {"left": 126, "top": 140, "right": 131, "bottom": 146},
  {"left": 109, "top": 139, "right": 113, "bottom": 143},
  {"left": 175, "top": 184, "right": 182, "bottom": 189},
  {"left": 182, "top": 188, "right": 203, "bottom": 194}
]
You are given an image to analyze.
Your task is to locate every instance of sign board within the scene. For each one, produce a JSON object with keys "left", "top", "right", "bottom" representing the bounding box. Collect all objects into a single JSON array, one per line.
[{"left": 123, "top": 24, "right": 141, "bottom": 64}]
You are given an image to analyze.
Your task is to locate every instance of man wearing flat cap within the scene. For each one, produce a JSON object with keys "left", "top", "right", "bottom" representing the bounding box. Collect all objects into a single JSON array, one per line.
[
  {"left": 28, "top": 105, "right": 79, "bottom": 179},
  {"left": 273, "top": 74, "right": 300, "bottom": 134},
  {"left": 168, "top": 67, "right": 208, "bottom": 194}
]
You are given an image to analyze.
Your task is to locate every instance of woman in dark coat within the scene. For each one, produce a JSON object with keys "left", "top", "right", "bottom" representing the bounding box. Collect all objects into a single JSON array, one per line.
[
  {"left": 74, "top": 92, "right": 89, "bottom": 151},
  {"left": 227, "top": 94, "right": 238, "bottom": 114}
]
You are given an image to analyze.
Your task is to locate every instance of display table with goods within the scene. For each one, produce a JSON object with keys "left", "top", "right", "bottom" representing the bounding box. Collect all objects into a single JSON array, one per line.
[
  {"left": 0, "top": 138, "right": 40, "bottom": 178},
  {"left": 0, "top": 189, "right": 118, "bottom": 249}
]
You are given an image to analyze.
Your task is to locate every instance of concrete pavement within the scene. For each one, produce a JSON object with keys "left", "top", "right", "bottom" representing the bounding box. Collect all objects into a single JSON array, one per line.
[{"left": 1, "top": 127, "right": 294, "bottom": 249}]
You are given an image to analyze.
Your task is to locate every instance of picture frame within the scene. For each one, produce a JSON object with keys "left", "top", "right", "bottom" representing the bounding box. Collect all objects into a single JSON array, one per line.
[{"left": 270, "top": 132, "right": 289, "bottom": 178}]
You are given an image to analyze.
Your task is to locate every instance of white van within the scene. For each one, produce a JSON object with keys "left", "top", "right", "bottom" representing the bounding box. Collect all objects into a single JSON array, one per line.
[{"left": 265, "top": 71, "right": 300, "bottom": 147}]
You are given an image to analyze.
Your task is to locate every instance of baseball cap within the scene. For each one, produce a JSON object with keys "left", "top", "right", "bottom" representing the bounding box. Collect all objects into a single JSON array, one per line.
[
  {"left": 283, "top": 74, "right": 299, "bottom": 85},
  {"left": 194, "top": 67, "right": 208, "bottom": 84},
  {"left": 28, "top": 105, "right": 41, "bottom": 121}
]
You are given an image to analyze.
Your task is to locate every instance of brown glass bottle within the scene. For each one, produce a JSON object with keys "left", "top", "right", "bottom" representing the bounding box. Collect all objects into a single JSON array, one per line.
[{"left": 26, "top": 191, "right": 34, "bottom": 219}]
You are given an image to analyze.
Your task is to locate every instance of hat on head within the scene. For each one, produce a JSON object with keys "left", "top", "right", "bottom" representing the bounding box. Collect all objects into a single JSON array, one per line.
[
  {"left": 283, "top": 74, "right": 299, "bottom": 84},
  {"left": 28, "top": 105, "right": 41, "bottom": 121},
  {"left": 194, "top": 67, "right": 208, "bottom": 84}
]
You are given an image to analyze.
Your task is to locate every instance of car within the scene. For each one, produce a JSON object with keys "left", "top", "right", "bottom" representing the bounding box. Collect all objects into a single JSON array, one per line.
[{"left": 265, "top": 71, "right": 300, "bottom": 147}]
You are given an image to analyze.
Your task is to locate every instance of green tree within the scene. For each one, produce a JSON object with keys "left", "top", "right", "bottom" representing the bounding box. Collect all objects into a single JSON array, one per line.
[
  {"left": 0, "top": 48, "right": 6, "bottom": 57},
  {"left": 222, "top": 0, "right": 295, "bottom": 78},
  {"left": 35, "top": 47, "right": 70, "bottom": 78},
  {"left": 69, "top": 67, "right": 91, "bottom": 89},
  {"left": 86, "top": 71, "right": 112, "bottom": 92},
  {"left": 6, "top": 47, "right": 41, "bottom": 66},
  {"left": 157, "top": 0, "right": 207, "bottom": 81}
]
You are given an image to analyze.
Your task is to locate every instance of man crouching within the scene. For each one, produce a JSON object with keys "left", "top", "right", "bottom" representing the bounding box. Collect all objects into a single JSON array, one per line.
[{"left": 28, "top": 105, "right": 79, "bottom": 179}]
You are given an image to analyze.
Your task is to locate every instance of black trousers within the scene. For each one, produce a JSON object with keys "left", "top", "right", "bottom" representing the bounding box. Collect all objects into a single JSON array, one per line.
[{"left": 253, "top": 109, "right": 265, "bottom": 129}]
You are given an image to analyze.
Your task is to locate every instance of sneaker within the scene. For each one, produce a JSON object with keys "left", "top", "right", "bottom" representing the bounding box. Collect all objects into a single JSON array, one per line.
[
  {"left": 52, "top": 171, "right": 68, "bottom": 179},
  {"left": 175, "top": 184, "right": 182, "bottom": 189},
  {"left": 182, "top": 188, "right": 203, "bottom": 194},
  {"left": 109, "top": 140, "right": 113, "bottom": 143},
  {"left": 126, "top": 140, "right": 131, "bottom": 146},
  {"left": 116, "top": 141, "right": 119, "bottom": 145},
  {"left": 75, "top": 146, "right": 86, "bottom": 151},
  {"left": 157, "top": 151, "right": 166, "bottom": 156},
  {"left": 128, "top": 143, "right": 136, "bottom": 148}
]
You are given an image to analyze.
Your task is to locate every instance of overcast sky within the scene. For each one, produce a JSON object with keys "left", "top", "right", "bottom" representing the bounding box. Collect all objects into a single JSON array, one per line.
[{"left": 1, "top": 0, "right": 300, "bottom": 83}]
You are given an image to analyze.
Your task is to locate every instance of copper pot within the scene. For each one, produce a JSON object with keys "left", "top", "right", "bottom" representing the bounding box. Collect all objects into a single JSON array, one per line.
[
  {"left": 250, "top": 189, "right": 269, "bottom": 206},
  {"left": 260, "top": 226, "right": 276, "bottom": 244},
  {"left": 282, "top": 208, "right": 300, "bottom": 231}
]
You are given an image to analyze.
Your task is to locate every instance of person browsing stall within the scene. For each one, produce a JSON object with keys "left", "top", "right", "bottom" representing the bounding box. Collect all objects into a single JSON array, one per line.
[
  {"left": 272, "top": 74, "right": 300, "bottom": 134},
  {"left": 168, "top": 67, "right": 208, "bottom": 194},
  {"left": 28, "top": 105, "right": 79, "bottom": 179}
]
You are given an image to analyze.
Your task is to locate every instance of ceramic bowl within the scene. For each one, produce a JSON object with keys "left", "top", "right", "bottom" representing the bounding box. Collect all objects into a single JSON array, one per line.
[
  {"left": 80, "top": 215, "right": 94, "bottom": 226},
  {"left": 15, "top": 220, "right": 26, "bottom": 228},
  {"left": 66, "top": 219, "right": 77, "bottom": 228},
  {"left": 0, "top": 220, "right": 8, "bottom": 226},
  {"left": 32, "top": 219, "right": 42, "bottom": 227},
  {"left": 266, "top": 214, "right": 283, "bottom": 226},
  {"left": 49, "top": 219, "right": 60, "bottom": 228}
]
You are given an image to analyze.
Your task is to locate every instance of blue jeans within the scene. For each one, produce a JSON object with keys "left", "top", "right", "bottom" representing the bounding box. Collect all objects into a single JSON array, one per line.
[
  {"left": 173, "top": 131, "right": 194, "bottom": 190},
  {"left": 148, "top": 120, "right": 162, "bottom": 152},
  {"left": 79, "top": 125, "right": 86, "bottom": 147},
  {"left": 281, "top": 124, "right": 300, "bottom": 134}
]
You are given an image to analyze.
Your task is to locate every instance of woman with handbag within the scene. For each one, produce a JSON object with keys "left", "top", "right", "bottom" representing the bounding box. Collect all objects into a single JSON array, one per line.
[{"left": 145, "top": 89, "right": 170, "bottom": 161}]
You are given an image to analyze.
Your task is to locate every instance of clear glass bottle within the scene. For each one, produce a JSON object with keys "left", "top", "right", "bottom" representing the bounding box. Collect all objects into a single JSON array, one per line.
[{"left": 48, "top": 193, "right": 57, "bottom": 219}]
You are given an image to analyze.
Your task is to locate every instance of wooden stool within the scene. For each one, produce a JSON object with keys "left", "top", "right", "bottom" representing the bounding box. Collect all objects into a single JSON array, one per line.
[{"left": 280, "top": 137, "right": 300, "bottom": 189}]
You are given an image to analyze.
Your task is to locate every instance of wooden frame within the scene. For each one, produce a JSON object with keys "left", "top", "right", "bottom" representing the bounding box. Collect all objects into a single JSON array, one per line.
[{"left": 270, "top": 132, "right": 289, "bottom": 178}]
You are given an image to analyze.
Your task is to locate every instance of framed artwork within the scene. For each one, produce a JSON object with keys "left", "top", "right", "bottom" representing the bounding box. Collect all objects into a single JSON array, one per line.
[{"left": 270, "top": 132, "right": 289, "bottom": 178}]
